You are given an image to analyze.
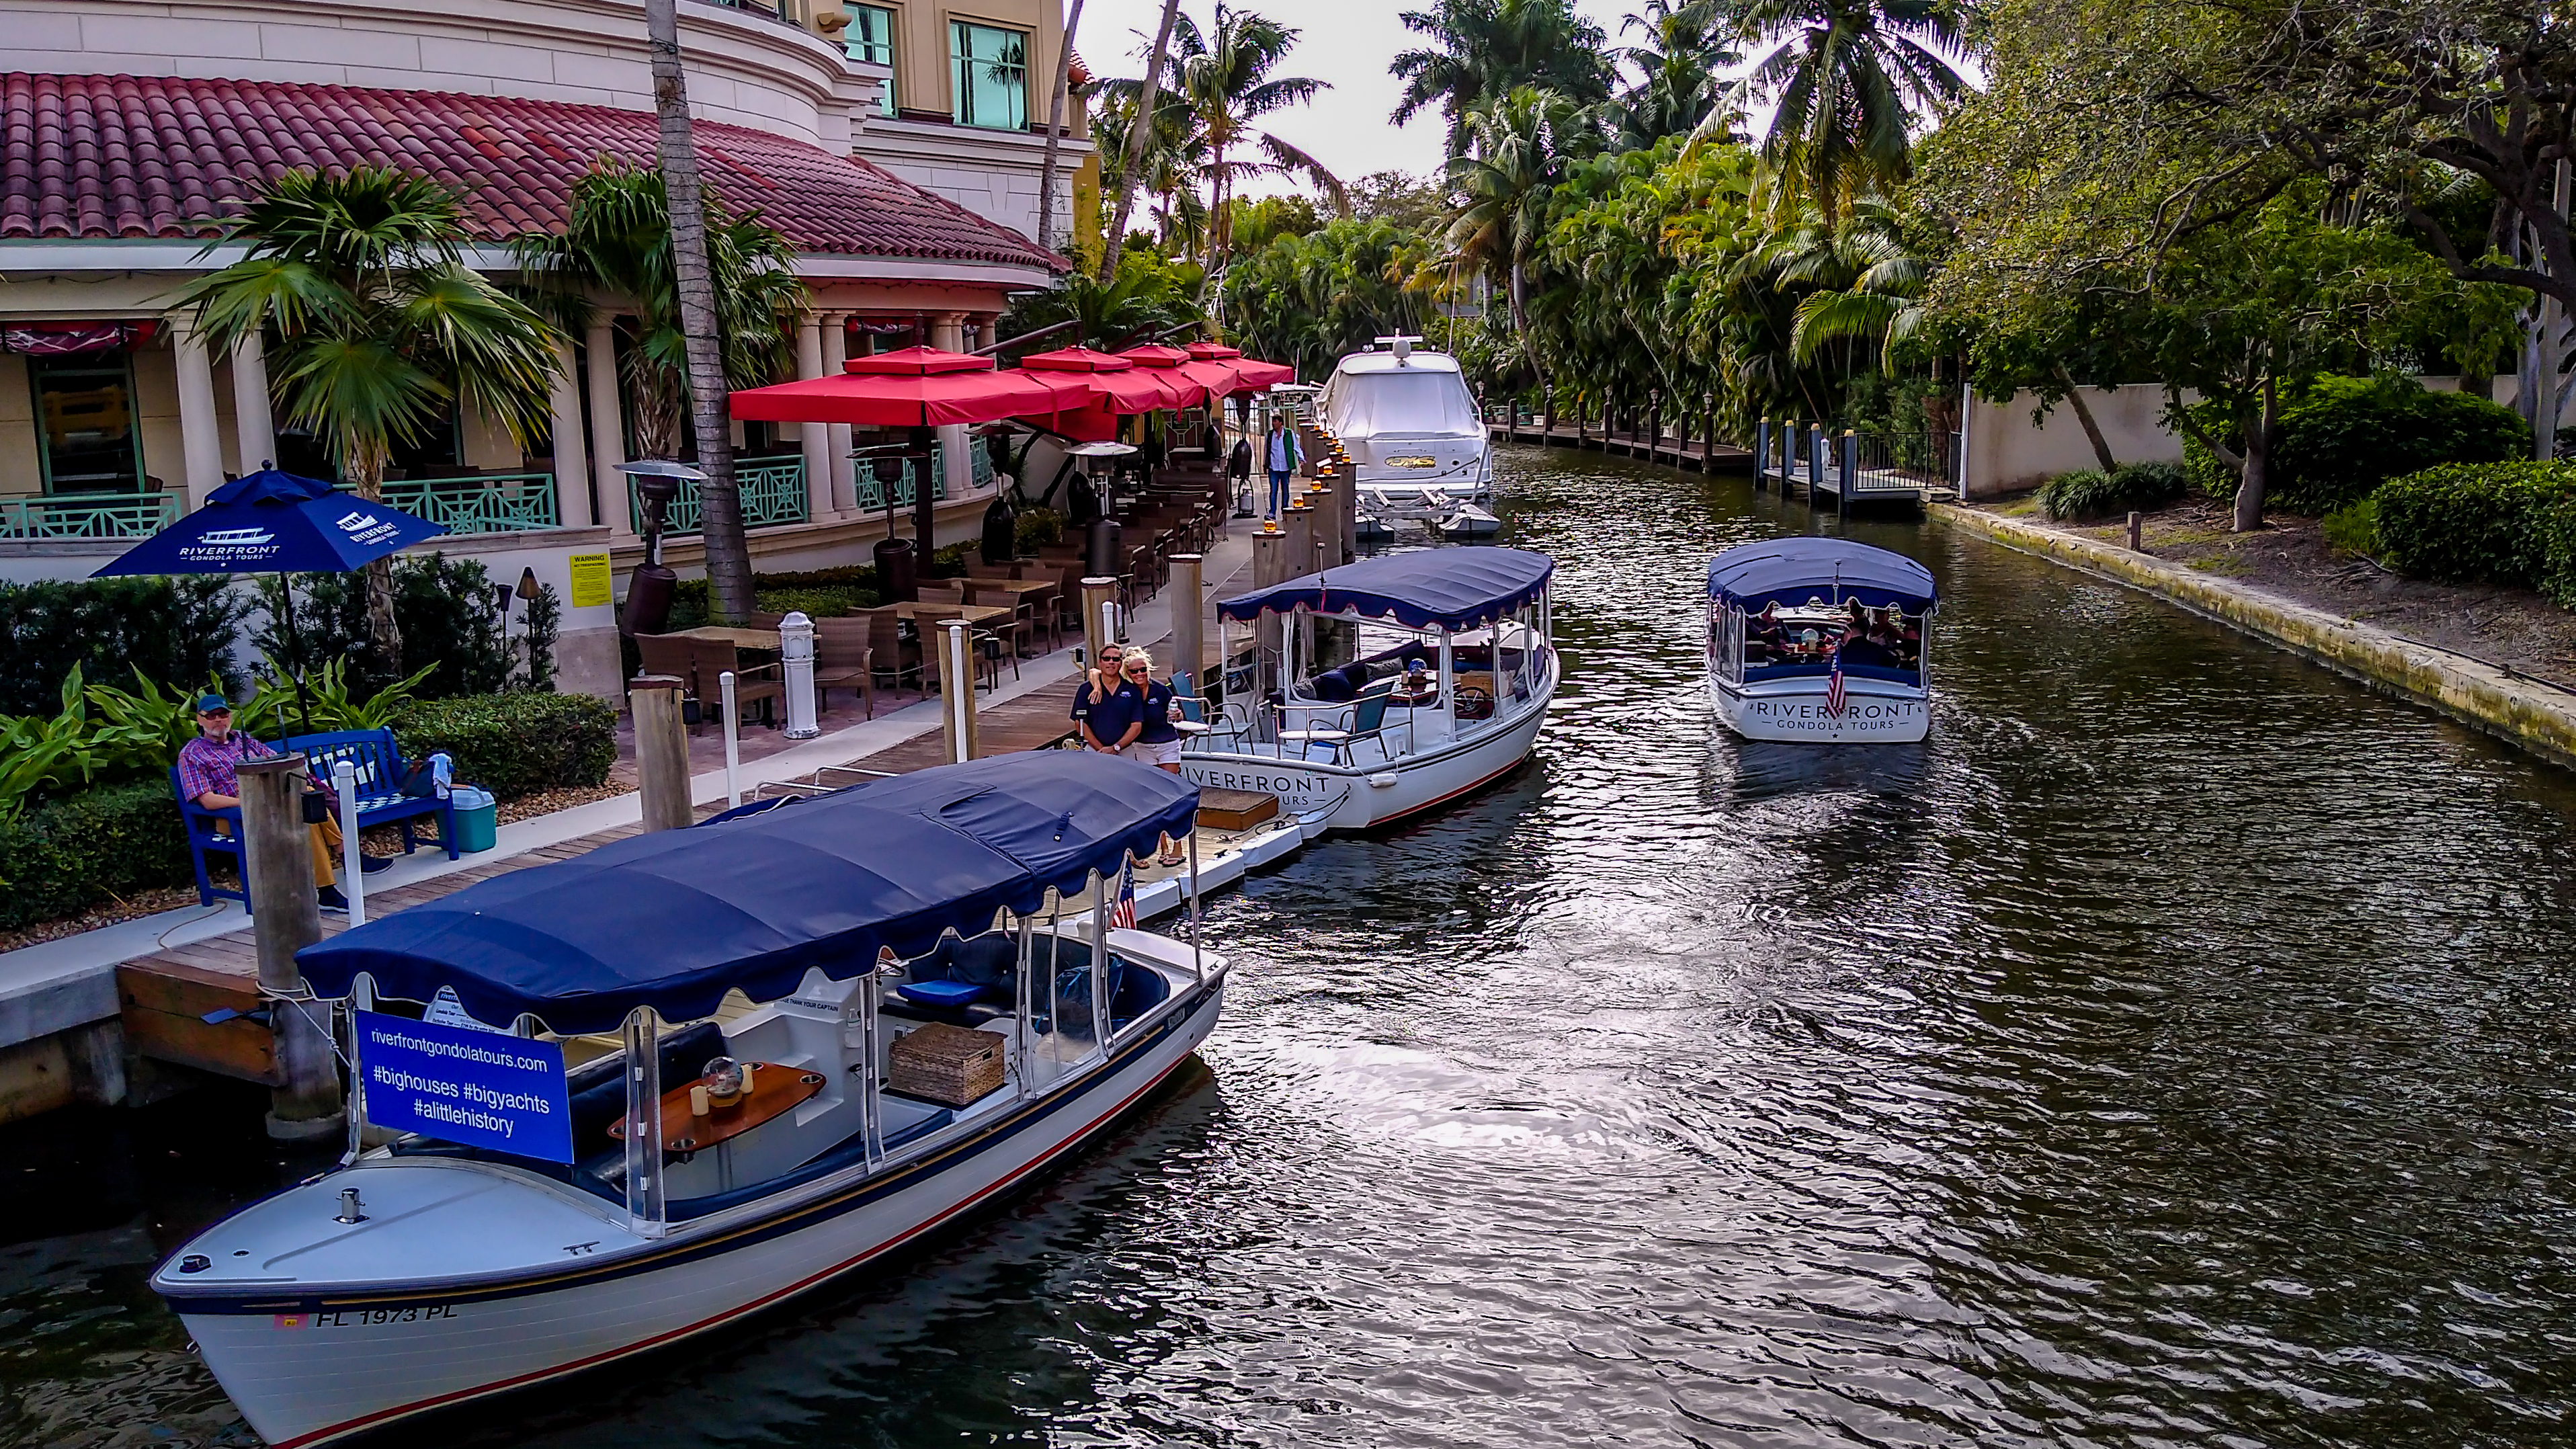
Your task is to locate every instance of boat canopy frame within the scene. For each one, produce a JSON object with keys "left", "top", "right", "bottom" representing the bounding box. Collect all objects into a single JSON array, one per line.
[{"left": 1705, "top": 537, "right": 1937, "bottom": 614}]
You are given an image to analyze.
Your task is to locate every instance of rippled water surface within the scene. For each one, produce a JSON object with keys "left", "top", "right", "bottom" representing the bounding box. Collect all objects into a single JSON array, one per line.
[{"left": 10, "top": 448, "right": 2576, "bottom": 1448}]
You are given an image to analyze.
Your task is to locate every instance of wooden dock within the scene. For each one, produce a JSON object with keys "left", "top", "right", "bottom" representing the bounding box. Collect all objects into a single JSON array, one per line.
[{"left": 1487, "top": 416, "right": 1753, "bottom": 472}]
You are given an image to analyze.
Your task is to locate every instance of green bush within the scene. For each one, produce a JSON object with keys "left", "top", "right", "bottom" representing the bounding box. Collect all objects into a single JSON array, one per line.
[
  {"left": 2320, "top": 499, "right": 2384, "bottom": 560},
  {"left": 391, "top": 692, "right": 616, "bottom": 802},
  {"left": 667, "top": 567, "right": 882, "bottom": 628},
  {"left": 2543, "top": 497, "right": 2576, "bottom": 608},
  {"left": 754, "top": 587, "right": 870, "bottom": 619},
  {"left": 252, "top": 554, "right": 512, "bottom": 700},
  {"left": 2038, "top": 462, "right": 2190, "bottom": 522},
  {"left": 2373, "top": 460, "right": 2576, "bottom": 586},
  {"left": 2182, "top": 376, "right": 2530, "bottom": 513},
  {"left": 0, "top": 577, "right": 247, "bottom": 716},
  {"left": 0, "top": 780, "right": 192, "bottom": 930},
  {"left": 1014, "top": 507, "right": 1066, "bottom": 552}
]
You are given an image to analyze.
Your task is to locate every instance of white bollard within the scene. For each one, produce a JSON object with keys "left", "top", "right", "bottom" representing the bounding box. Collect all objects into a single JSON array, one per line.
[
  {"left": 780, "top": 610, "right": 820, "bottom": 740},
  {"left": 333, "top": 759, "right": 364, "bottom": 927},
  {"left": 720, "top": 670, "right": 741, "bottom": 808}
]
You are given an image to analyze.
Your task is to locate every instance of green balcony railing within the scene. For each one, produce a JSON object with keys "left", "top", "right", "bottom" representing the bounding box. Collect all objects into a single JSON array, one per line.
[
  {"left": 0, "top": 491, "right": 181, "bottom": 540},
  {"left": 630, "top": 457, "right": 809, "bottom": 536},
  {"left": 851, "top": 442, "right": 953, "bottom": 512},
  {"left": 380, "top": 472, "right": 560, "bottom": 534}
]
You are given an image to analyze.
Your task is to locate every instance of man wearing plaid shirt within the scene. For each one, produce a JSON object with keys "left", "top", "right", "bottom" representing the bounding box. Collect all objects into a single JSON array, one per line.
[{"left": 179, "top": 694, "right": 383, "bottom": 913}]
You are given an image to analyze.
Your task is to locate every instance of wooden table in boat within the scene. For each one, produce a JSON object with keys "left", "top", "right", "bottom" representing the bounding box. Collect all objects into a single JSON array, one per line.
[
  {"left": 892, "top": 601, "right": 1018, "bottom": 626},
  {"left": 665, "top": 625, "right": 782, "bottom": 651},
  {"left": 609, "top": 1061, "right": 824, "bottom": 1153}
]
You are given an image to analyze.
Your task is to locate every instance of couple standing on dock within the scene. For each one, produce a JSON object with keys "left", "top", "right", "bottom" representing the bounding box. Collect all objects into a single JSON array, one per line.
[{"left": 1071, "top": 643, "right": 1186, "bottom": 867}]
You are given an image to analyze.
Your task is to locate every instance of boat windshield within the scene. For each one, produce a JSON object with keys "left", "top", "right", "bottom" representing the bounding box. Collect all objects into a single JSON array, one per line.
[{"left": 1324, "top": 369, "right": 1482, "bottom": 438}]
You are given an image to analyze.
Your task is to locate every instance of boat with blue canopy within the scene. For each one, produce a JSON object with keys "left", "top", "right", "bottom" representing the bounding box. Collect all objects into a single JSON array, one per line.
[
  {"left": 150, "top": 751, "right": 1227, "bottom": 1449},
  {"left": 1183, "top": 545, "right": 1558, "bottom": 831},
  {"left": 1706, "top": 536, "right": 1938, "bottom": 743}
]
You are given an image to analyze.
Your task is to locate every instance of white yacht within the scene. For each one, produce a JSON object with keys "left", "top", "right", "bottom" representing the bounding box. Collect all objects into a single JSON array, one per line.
[
  {"left": 1320, "top": 336, "right": 1493, "bottom": 515},
  {"left": 1706, "top": 537, "right": 1938, "bottom": 743},
  {"left": 1182, "top": 546, "right": 1556, "bottom": 833}
]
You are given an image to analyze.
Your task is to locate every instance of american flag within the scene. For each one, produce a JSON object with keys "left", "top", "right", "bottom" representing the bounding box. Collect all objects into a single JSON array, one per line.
[
  {"left": 1108, "top": 858, "right": 1138, "bottom": 931},
  {"left": 1825, "top": 640, "right": 1848, "bottom": 718}
]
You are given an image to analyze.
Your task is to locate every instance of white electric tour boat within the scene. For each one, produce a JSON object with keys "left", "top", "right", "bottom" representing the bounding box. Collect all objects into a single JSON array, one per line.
[
  {"left": 152, "top": 753, "right": 1222, "bottom": 1448},
  {"left": 1182, "top": 546, "right": 1556, "bottom": 832},
  {"left": 1321, "top": 335, "right": 1493, "bottom": 516},
  {"left": 1706, "top": 537, "right": 1938, "bottom": 743}
]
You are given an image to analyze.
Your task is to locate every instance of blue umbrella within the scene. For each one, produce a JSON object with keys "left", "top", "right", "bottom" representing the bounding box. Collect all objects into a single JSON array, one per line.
[{"left": 94, "top": 468, "right": 447, "bottom": 731}]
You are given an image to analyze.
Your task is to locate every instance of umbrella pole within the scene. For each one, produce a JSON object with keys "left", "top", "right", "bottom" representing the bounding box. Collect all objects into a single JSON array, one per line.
[{"left": 276, "top": 571, "right": 318, "bottom": 738}]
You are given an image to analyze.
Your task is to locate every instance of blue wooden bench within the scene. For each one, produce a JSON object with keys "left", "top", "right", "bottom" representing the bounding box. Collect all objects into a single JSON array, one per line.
[
  {"left": 171, "top": 764, "right": 249, "bottom": 910},
  {"left": 278, "top": 729, "right": 460, "bottom": 862}
]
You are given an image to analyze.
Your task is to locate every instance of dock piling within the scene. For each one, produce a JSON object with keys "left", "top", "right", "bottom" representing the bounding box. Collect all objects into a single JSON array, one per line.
[
  {"left": 937, "top": 619, "right": 979, "bottom": 763},
  {"left": 1171, "top": 553, "right": 1206, "bottom": 689},
  {"left": 237, "top": 753, "right": 343, "bottom": 1141},
  {"left": 631, "top": 676, "right": 693, "bottom": 831}
]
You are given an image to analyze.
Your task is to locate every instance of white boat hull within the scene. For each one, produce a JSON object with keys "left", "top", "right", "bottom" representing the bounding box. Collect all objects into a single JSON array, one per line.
[
  {"left": 1182, "top": 663, "right": 1554, "bottom": 833},
  {"left": 1710, "top": 673, "right": 1929, "bottom": 743},
  {"left": 164, "top": 976, "right": 1227, "bottom": 1448}
]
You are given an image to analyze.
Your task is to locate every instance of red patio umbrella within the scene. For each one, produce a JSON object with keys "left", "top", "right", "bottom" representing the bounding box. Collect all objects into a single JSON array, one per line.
[
  {"left": 1112, "top": 345, "right": 1210, "bottom": 408},
  {"left": 1173, "top": 341, "right": 1294, "bottom": 395},
  {"left": 1021, "top": 346, "right": 1190, "bottom": 413}
]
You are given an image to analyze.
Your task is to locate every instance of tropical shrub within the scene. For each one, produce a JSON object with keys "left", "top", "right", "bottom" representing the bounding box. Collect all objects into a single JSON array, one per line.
[
  {"left": 2320, "top": 499, "right": 2385, "bottom": 561},
  {"left": 1015, "top": 507, "right": 1067, "bottom": 552},
  {"left": 253, "top": 554, "right": 513, "bottom": 699},
  {"left": 0, "top": 576, "right": 247, "bottom": 715},
  {"left": 391, "top": 692, "right": 616, "bottom": 801},
  {"left": 0, "top": 780, "right": 192, "bottom": 930},
  {"left": 2372, "top": 461, "right": 2576, "bottom": 587},
  {"left": 2183, "top": 377, "right": 2530, "bottom": 513},
  {"left": 2038, "top": 461, "right": 2190, "bottom": 521}
]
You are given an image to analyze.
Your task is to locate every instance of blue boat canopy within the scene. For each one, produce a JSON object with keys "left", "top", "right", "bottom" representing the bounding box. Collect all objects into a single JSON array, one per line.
[
  {"left": 298, "top": 752, "right": 1198, "bottom": 1035},
  {"left": 1706, "top": 537, "right": 1937, "bottom": 612},
  {"left": 1216, "top": 546, "right": 1553, "bottom": 631}
]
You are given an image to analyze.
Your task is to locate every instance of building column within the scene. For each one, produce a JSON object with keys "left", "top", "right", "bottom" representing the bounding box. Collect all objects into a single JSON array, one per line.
[
  {"left": 584, "top": 319, "right": 634, "bottom": 535},
  {"left": 795, "top": 314, "right": 833, "bottom": 525},
  {"left": 548, "top": 337, "right": 593, "bottom": 528},
  {"left": 819, "top": 311, "right": 854, "bottom": 515},
  {"left": 230, "top": 329, "right": 276, "bottom": 474},
  {"left": 931, "top": 312, "right": 971, "bottom": 501},
  {"left": 170, "top": 315, "right": 226, "bottom": 506}
]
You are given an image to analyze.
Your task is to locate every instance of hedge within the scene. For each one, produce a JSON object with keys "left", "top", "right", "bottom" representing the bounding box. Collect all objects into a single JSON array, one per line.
[
  {"left": 2183, "top": 376, "right": 2530, "bottom": 513},
  {"left": 391, "top": 692, "right": 617, "bottom": 802},
  {"left": 0, "top": 779, "right": 193, "bottom": 930},
  {"left": 0, "top": 576, "right": 246, "bottom": 716},
  {"left": 2373, "top": 461, "right": 2576, "bottom": 593},
  {"left": 2039, "top": 461, "right": 2188, "bottom": 522}
]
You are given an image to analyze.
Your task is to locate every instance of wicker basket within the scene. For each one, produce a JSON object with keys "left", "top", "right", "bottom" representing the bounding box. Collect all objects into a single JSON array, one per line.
[{"left": 888, "top": 1022, "right": 1005, "bottom": 1106}]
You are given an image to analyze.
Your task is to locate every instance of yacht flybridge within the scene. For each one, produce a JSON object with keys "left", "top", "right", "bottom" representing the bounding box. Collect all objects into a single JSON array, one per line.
[
  {"left": 1322, "top": 335, "right": 1493, "bottom": 515},
  {"left": 1184, "top": 546, "right": 1556, "bottom": 832},
  {"left": 1706, "top": 537, "right": 1938, "bottom": 743},
  {"left": 151, "top": 753, "right": 1222, "bottom": 1448}
]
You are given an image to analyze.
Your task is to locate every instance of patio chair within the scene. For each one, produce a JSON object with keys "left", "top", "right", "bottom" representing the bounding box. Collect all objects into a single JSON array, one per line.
[
  {"left": 634, "top": 632, "right": 704, "bottom": 733},
  {"left": 1278, "top": 692, "right": 1393, "bottom": 765},
  {"left": 692, "top": 638, "right": 783, "bottom": 729},
  {"left": 968, "top": 583, "right": 1038, "bottom": 659},
  {"left": 812, "top": 616, "right": 876, "bottom": 719},
  {"left": 862, "top": 606, "right": 921, "bottom": 692}
]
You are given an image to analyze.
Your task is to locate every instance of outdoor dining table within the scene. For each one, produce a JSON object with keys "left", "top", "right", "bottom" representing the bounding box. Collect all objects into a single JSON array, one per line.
[
  {"left": 891, "top": 601, "right": 1019, "bottom": 626},
  {"left": 667, "top": 625, "right": 783, "bottom": 651},
  {"left": 968, "top": 578, "right": 1063, "bottom": 649}
]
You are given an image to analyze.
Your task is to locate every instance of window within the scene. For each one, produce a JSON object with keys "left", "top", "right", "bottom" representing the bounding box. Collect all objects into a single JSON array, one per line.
[
  {"left": 845, "top": 4, "right": 897, "bottom": 116},
  {"left": 30, "top": 353, "right": 142, "bottom": 493},
  {"left": 950, "top": 20, "right": 1027, "bottom": 130}
]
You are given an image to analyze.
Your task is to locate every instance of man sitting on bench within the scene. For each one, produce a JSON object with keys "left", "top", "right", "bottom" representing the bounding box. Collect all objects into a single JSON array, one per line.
[{"left": 177, "top": 694, "right": 388, "bottom": 915}]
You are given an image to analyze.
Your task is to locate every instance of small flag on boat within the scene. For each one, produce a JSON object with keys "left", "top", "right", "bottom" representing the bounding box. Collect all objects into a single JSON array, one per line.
[
  {"left": 1109, "top": 858, "right": 1139, "bottom": 931},
  {"left": 1825, "top": 640, "right": 1847, "bottom": 718}
]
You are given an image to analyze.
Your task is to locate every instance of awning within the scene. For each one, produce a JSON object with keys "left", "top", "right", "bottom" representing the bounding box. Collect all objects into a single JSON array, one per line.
[
  {"left": 296, "top": 752, "right": 1200, "bottom": 1034},
  {"left": 729, "top": 345, "right": 1070, "bottom": 428},
  {"left": 1216, "top": 546, "right": 1554, "bottom": 631},
  {"left": 1706, "top": 537, "right": 1938, "bottom": 612}
]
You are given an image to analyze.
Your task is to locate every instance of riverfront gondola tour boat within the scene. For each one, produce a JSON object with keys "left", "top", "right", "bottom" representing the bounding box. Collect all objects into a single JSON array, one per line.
[
  {"left": 1322, "top": 335, "right": 1493, "bottom": 517},
  {"left": 1706, "top": 537, "right": 1937, "bottom": 743},
  {"left": 150, "top": 753, "right": 1223, "bottom": 1448},
  {"left": 1182, "top": 546, "right": 1556, "bottom": 833}
]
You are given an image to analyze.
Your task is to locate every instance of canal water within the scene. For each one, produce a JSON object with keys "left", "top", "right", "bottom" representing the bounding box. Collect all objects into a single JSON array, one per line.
[{"left": 8, "top": 447, "right": 2576, "bottom": 1448}]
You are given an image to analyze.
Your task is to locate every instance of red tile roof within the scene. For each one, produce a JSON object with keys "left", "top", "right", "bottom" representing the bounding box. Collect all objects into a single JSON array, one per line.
[{"left": 1, "top": 73, "right": 1065, "bottom": 272}]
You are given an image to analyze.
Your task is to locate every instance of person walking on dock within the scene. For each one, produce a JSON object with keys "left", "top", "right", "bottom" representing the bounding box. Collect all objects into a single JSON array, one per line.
[{"left": 1265, "top": 417, "right": 1300, "bottom": 518}]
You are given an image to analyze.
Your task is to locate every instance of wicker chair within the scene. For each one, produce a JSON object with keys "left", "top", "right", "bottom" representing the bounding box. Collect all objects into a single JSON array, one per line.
[
  {"left": 633, "top": 633, "right": 703, "bottom": 733},
  {"left": 862, "top": 606, "right": 920, "bottom": 692},
  {"left": 968, "top": 583, "right": 1038, "bottom": 659},
  {"left": 813, "top": 616, "right": 875, "bottom": 719},
  {"left": 692, "top": 638, "right": 783, "bottom": 729}
]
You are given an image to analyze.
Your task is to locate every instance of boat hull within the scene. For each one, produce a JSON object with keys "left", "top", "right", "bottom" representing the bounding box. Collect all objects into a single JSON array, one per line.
[
  {"left": 1710, "top": 674, "right": 1929, "bottom": 743},
  {"left": 1182, "top": 671, "right": 1552, "bottom": 833},
  {"left": 167, "top": 979, "right": 1227, "bottom": 1448}
]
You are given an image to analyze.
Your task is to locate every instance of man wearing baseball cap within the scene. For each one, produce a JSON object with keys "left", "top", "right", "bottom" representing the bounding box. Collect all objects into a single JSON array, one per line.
[{"left": 176, "top": 694, "right": 386, "bottom": 913}]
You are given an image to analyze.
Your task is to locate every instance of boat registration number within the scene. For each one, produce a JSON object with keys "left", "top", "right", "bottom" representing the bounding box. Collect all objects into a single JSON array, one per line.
[{"left": 276, "top": 1306, "right": 459, "bottom": 1329}]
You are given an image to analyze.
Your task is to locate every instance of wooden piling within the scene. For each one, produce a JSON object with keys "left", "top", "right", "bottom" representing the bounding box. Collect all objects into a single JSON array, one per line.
[
  {"left": 2128, "top": 511, "right": 2144, "bottom": 551},
  {"left": 1171, "top": 552, "right": 1206, "bottom": 686},
  {"left": 237, "top": 753, "right": 341, "bottom": 1141},
  {"left": 1080, "top": 575, "right": 1118, "bottom": 664},
  {"left": 630, "top": 676, "right": 692, "bottom": 832}
]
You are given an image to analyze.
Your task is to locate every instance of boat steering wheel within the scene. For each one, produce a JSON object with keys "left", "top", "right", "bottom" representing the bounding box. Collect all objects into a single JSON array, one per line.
[{"left": 1454, "top": 685, "right": 1495, "bottom": 721}]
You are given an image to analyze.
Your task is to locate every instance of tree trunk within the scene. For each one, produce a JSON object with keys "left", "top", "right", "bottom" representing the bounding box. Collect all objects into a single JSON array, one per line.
[
  {"left": 347, "top": 440, "right": 402, "bottom": 673},
  {"left": 1034, "top": 0, "right": 1085, "bottom": 257},
  {"left": 645, "top": 0, "right": 753, "bottom": 622},
  {"left": 2054, "top": 366, "right": 2118, "bottom": 473},
  {"left": 2233, "top": 374, "right": 2278, "bottom": 534},
  {"left": 1099, "top": 0, "right": 1181, "bottom": 283}
]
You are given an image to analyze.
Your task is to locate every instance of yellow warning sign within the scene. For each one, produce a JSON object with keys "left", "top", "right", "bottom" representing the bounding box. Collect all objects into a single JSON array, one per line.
[{"left": 567, "top": 552, "right": 612, "bottom": 609}]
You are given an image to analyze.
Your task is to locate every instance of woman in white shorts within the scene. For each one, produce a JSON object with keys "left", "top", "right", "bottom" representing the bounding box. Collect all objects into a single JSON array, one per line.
[{"left": 1108, "top": 650, "right": 1187, "bottom": 864}]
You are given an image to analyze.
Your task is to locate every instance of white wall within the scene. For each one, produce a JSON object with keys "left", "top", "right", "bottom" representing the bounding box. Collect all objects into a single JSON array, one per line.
[{"left": 1962, "top": 384, "right": 2182, "bottom": 499}]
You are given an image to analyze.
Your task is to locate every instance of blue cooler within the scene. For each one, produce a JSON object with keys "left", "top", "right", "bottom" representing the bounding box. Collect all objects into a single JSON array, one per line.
[{"left": 449, "top": 786, "right": 498, "bottom": 853}]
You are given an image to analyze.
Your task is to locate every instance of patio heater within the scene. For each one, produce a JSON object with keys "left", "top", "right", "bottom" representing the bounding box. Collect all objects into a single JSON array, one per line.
[
  {"left": 867, "top": 452, "right": 918, "bottom": 602},
  {"left": 618, "top": 459, "right": 703, "bottom": 637}
]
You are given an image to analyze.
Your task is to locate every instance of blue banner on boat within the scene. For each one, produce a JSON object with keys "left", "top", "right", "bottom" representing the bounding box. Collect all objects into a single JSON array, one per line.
[{"left": 356, "top": 1009, "right": 574, "bottom": 1163}]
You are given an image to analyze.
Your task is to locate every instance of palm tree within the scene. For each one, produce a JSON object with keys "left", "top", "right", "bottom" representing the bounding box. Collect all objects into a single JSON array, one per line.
[
  {"left": 1391, "top": 0, "right": 1614, "bottom": 159},
  {"left": 1772, "top": 198, "right": 1925, "bottom": 368},
  {"left": 1103, "top": 5, "right": 1346, "bottom": 276},
  {"left": 1611, "top": 0, "right": 1743, "bottom": 148},
  {"left": 512, "top": 161, "right": 804, "bottom": 466},
  {"left": 1099, "top": 0, "right": 1183, "bottom": 282},
  {"left": 1731, "top": 0, "right": 1967, "bottom": 220},
  {"left": 1036, "top": 0, "right": 1087, "bottom": 257},
  {"left": 179, "top": 165, "right": 558, "bottom": 670},
  {"left": 1446, "top": 87, "right": 1593, "bottom": 339}
]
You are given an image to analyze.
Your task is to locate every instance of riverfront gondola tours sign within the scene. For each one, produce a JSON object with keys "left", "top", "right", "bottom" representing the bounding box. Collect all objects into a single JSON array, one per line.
[{"left": 356, "top": 1010, "right": 575, "bottom": 1163}]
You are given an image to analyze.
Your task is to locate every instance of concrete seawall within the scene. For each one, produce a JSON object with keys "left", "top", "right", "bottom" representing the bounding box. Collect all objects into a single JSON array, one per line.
[{"left": 1936, "top": 503, "right": 2576, "bottom": 771}]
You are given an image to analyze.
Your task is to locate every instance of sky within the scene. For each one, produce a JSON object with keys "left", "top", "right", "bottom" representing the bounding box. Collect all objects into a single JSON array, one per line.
[{"left": 1072, "top": 0, "right": 1656, "bottom": 197}]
